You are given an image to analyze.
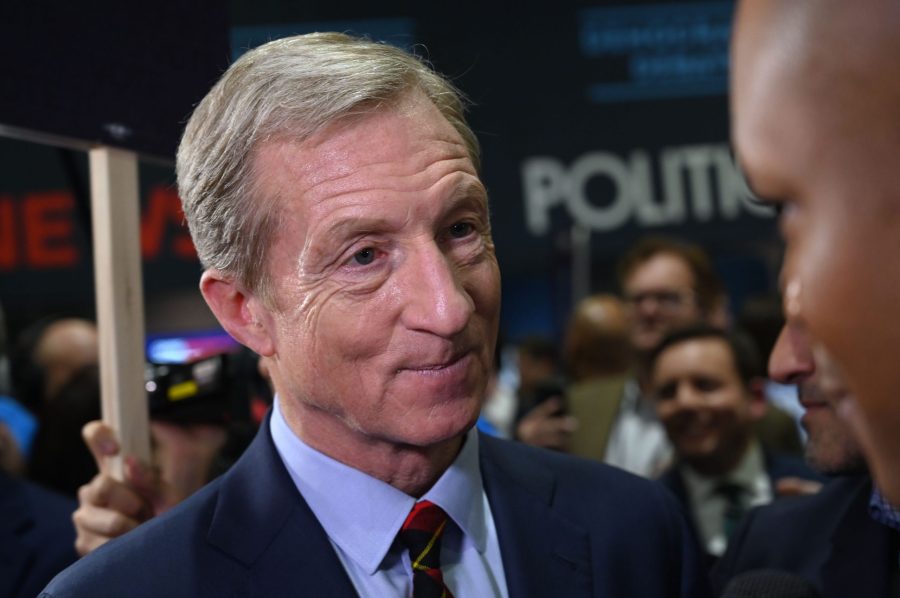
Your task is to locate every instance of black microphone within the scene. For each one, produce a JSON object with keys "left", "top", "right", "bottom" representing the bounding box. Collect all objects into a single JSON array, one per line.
[{"left": 721, "top": 570, "right": 821, "bottom": 598}]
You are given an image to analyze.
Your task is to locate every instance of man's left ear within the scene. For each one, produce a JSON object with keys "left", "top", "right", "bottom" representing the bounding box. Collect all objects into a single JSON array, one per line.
[
  {"left": 747, "top": 377, "right": 769, "bottom": 420},
  {"left": 199, "top": 269, "right": 276, "bottom": 357}
]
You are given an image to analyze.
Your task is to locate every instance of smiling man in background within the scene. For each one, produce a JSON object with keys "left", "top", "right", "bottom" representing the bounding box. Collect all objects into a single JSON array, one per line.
[{"left": 649, "top": 325, "right": 818, "bottom": 562}]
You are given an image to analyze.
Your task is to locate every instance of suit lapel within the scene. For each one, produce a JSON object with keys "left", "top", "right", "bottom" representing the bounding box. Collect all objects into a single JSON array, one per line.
[
  {"left": 822, "top": 477, "right": 894, "bottom": 598},
  {"left": 0, "top": 473, "right": 31, "bottom": 598},
  {"left": 480, "top": 435, "right": 592, "bottom": 598},
  {"left": 205, "top": 415, "right": 358, "bottom": 596}
]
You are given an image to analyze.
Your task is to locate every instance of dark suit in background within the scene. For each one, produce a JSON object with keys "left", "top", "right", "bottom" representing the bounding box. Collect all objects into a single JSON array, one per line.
[
  {"left": 712, "top": 474, "right": 898, "bottom": 597},
  {"left": 43, "top": 415, "right": 711, "bottom": 598},
  {"left": 658, "top": 451, "right": 823, "bottom": 563},
  {"left": 1, "top": 471, "right": 77, "bottom": 598}
]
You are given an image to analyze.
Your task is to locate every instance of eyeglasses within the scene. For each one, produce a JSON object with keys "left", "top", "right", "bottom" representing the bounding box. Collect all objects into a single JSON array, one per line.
[{"left": 624, "top": 289, "right": 695, "bottom": 311}]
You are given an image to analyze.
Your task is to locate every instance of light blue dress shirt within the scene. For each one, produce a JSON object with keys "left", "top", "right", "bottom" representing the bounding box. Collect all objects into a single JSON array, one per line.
[{"left": 270, "top": 398, "right": 510, "bottom": 597}]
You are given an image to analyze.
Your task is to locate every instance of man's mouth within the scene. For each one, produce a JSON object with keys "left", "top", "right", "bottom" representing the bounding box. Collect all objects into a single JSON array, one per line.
[{"left": 400, "top": 350, "right": 471, "bottom": 374}]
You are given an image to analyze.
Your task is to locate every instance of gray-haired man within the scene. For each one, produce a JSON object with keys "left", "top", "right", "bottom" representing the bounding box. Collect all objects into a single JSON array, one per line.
[{"left": 45, "top": 33, "right": 707, "bottom": 597}]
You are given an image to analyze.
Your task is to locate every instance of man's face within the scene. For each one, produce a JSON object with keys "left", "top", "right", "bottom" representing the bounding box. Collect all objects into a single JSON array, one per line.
[
  {"left": 248, "top": 92, "right": 501, "bottom": 453},
  {"left": 733, "top": 0, "right": 900, "bottom": 497},
  {"left": 769, "top": 323, "right": 865, "bottom": 475},
  {"left": 623, "top": 253, "right": 703, "bottom": 352},
  {"left": 652, "top": 337, "right": 761, "bottom": 475},
  {"left": 37, "top": 319, "right": 98, "bottom": 401}
]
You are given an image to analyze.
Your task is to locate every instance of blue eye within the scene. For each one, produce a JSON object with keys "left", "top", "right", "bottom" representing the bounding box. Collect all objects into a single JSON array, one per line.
[
  {"left": 449, "top": 222, "right": 473, "bottom": 239},
  {"left": 353, "top": 248, "right": 376, "bottom": 265}
]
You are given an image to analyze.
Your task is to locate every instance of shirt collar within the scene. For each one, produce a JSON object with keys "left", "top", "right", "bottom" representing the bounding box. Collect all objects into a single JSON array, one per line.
[
  {"left": 269, "top": 397, "right": 486, "bottom": 575},
  {"left": 869, "top": 487, "right": 900, "bottom": 532},
  {"left": 682, "top": 440, "right": 770, "bottom": 504},
  {"left": 422, "top": 421, "right": 487, "bottom": 553},
  {"left": 621, "top": 377, "right": 641, "bottom": 411}
]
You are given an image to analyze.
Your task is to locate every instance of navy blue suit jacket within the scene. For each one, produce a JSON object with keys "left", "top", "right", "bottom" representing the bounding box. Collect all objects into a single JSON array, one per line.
[
  {"left": 0, "top": 471, "right": 77, "bottom": 598},
  {"left": 43, "top": 417, "right": 710, "bottom": 597},
  {"left": 658, "top": 450, "right": 823, "bottom": 560},
  {"left": 712, "top": 474, "right": 898, "bottom": 597}
]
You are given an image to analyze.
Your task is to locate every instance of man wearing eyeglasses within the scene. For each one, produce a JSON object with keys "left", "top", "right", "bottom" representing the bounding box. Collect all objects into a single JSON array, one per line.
[
  {"left": 516, "top": 236, "right": 727, "bottom": 476},
  {"left": 603, "top": 237, "right": 729, "bottom": 476},
  {"left": 618, "top": 237, "right": 727, "bottom": 358}
]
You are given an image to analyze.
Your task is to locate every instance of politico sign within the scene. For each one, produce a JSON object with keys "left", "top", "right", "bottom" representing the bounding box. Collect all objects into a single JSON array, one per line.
[{"left": 521, "top": 143, "right": 770, "bottom": 237}]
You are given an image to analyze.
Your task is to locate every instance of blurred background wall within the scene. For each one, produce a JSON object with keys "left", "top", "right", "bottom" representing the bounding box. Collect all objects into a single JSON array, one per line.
[{"left": 0, "top": 0, "right": 780, "bottom": 344}]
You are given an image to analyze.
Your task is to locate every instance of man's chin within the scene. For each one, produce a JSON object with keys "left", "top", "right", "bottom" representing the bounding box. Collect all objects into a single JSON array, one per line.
[
  {"left": 805, "top": 449, "right": 867, "bottom": 477},
  {"left": 394, "top": 407, "right": 480, "bottom": 448}
]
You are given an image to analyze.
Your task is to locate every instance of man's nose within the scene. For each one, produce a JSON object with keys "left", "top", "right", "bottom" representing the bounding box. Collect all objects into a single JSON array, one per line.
[
  {"left": 635, "top": 296, "right": 661, "bottom": 319},
  {"left": 769, "top": 323, "right": 815, "bottom": 384},
  {"left": 400, "top": 242, "right": 474, "bottom": 337}
]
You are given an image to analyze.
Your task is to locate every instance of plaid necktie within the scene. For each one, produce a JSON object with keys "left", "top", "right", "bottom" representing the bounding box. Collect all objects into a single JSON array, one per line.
[{"left": 398, "top": 500, "right": 455, "bottom": 598}]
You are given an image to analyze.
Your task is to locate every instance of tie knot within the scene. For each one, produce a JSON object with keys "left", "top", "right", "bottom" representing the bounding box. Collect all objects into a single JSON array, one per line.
[
  {"left": 715, "top": 481, "right": 745, "bottom": 505},
  {"left": 716, "top": 482, "right": 748, "bottom": 542},
  {"left": 399, "top": 500, "right": 447, "bottom": 567},
  {"left": 402, "top": 500, "right": 448, "bottom": 534}
]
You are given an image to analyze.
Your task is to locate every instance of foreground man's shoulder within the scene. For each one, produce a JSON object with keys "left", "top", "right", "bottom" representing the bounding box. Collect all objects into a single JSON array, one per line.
[
  {"left": 41, "top": 480, "right": 228, "bottom": 598},
  {"left": 480, "top": 435, "right": 711, "bottom": 597},
  {"left": 481, "top": 434, "right": 678, "bottom": 510}
]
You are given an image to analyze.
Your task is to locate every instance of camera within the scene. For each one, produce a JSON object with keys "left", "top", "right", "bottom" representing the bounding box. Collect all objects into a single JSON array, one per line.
[{"left": 145, "top": 331, "right": 251, "bottom": 424}]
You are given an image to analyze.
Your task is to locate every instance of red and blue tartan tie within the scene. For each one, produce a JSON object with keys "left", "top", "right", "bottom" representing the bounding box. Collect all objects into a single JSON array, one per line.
[{"left": 398, "top": 500, "right": 455, "bottom": 598}]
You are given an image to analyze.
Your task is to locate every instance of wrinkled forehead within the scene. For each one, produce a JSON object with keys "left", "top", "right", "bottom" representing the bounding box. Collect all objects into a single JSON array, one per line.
[{"left": 251, "top": 91, "right": 466, "bottom": 200}]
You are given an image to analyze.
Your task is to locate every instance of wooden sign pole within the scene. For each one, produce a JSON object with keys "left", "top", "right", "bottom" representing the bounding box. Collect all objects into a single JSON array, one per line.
[{"left": 89, "top": 146, "right": 151, "bottom": 477}]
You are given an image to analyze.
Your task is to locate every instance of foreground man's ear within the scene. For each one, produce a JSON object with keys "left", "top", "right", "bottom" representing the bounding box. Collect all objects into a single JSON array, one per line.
[{"left": 199, "top": 269, "right": 276, "bottom": 357}]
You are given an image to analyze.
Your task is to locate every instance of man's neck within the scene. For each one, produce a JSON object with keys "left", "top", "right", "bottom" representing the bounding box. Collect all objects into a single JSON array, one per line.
[
  {"left": 279, "top": 397, "right": 465, "bottom": 497},
  {"left": 633, "top": 354, "right": 653, "bottom": 394}
]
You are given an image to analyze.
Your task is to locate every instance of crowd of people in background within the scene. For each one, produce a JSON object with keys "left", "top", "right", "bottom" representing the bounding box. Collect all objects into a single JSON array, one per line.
[
  {"left": 0, "top": 233, "right": 862, "bottom": 596},
  {"left": 0, "top": 312, "right": 268, "bottom": 596},
  {"left": 482, "top": 237, "right": 826, "bottom": 566}
]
